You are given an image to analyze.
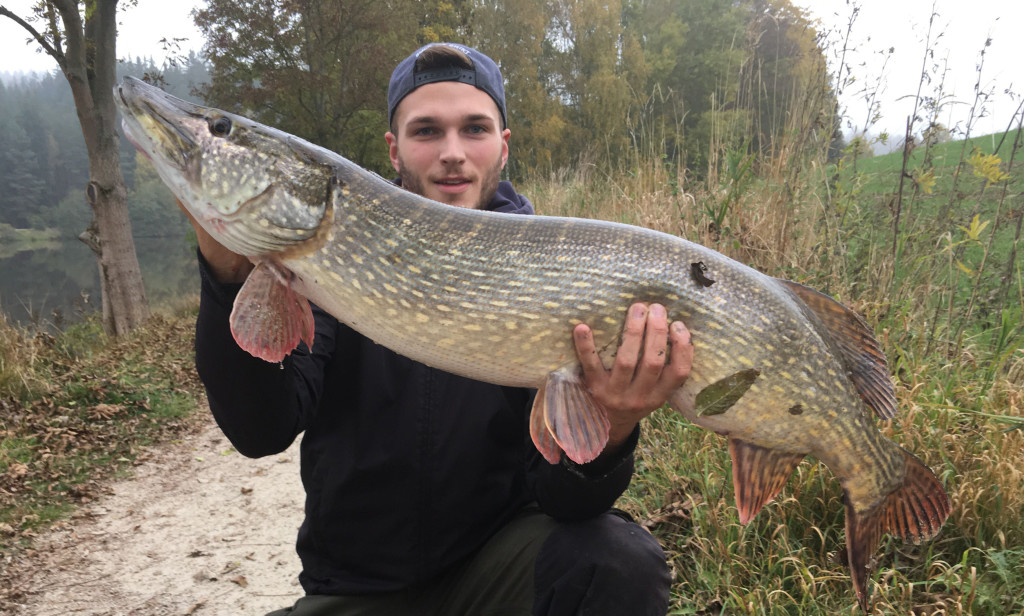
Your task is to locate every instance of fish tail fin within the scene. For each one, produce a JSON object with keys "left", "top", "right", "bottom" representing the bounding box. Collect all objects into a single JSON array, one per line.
[{"left": 844, "top": 447, "right": 951, "bottom": 611}]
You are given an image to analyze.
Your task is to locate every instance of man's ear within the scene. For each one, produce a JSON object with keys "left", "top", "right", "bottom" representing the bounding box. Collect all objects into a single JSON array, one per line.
[
  {"left": 385, "top": 131, "right": 400, "bottom": 173},
  {"left": 500, "top": 128, "right": 511, "bottom": 168}
]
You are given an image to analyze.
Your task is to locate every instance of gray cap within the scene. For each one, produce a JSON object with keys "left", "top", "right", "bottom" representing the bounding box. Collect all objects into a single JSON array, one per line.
[{"left": 387, "top": 43, "right": 506, "bottom": 128}]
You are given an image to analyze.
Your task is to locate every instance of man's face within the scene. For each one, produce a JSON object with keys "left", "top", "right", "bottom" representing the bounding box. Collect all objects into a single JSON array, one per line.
[{"left": 386, "top": 81, "right": 510, "bottom": 209}]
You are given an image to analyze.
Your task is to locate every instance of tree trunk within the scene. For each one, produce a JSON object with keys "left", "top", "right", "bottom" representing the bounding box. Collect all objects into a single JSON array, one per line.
[{"left": 2, "top": 0, "right": 151, "bottom": 335}]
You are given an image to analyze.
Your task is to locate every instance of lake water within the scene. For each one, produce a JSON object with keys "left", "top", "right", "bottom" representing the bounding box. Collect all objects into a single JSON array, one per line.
[{"left": 0, "top": 236, "right": 199, "bottom": 330}]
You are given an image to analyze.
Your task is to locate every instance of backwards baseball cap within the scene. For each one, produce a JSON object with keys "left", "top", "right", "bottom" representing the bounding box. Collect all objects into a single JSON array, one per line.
[{"left": 387, "top": 42, "right": 507, "bottom": 129}]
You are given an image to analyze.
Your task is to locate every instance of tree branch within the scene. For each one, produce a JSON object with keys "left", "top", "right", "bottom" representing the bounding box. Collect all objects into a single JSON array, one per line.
[{"left": 0, "top": 4, "right": 67, "bottom": 70}]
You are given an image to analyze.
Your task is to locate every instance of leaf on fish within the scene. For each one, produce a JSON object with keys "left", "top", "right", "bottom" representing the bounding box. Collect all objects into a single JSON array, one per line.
[{"left": 695, "top": 368, "right": 760, "bottom": 417}]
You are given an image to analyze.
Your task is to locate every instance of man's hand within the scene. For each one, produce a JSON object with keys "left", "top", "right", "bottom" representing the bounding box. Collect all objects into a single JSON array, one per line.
[
  {"left": 573, "top": 303, "right": 693, "bottom": 457},
  {"left": 176, "top": 198, "right": 254, "bottom": 283}
]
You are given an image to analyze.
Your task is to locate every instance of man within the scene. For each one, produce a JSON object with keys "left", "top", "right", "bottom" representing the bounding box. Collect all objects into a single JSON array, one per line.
[{"left": 186, "top": 42, "right": 693, "bottom": 615}]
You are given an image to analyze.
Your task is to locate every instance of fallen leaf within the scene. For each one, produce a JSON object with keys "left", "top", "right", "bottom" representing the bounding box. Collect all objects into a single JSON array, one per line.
[{"left": 230, "top": 575, "right": 248, "bottom": 588}]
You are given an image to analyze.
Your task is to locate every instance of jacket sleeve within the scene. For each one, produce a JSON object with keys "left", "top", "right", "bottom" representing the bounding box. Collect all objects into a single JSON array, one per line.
[
  {"left": 193, "top": 251, "right": 340, "bottom": 458},
  {"left": 516, "top": 389, "right": 641, "bottom": 521}
]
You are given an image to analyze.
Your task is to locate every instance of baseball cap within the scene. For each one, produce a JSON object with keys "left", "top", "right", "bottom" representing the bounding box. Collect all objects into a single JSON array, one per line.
[{"left": 387, "top": 43, "right": 507, "bottom": 128}]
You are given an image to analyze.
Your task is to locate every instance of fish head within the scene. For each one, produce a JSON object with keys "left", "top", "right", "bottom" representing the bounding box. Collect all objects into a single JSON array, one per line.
[{"left": 114, "top": 76, "right": 334, "bottom": 258}]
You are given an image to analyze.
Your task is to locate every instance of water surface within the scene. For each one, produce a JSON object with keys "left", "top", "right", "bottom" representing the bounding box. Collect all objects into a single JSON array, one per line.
[{"left": 0, "top": 236, "right": 199, "bottom": 330}]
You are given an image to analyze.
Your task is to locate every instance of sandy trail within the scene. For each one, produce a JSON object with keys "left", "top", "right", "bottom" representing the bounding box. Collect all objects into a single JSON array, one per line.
[{"left": 5, "top": 411, "right": 306, "bottom": 616}]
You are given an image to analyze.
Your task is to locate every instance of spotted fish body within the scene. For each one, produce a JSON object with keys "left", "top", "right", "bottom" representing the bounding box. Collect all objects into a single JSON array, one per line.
[{"left": 115, "top": 77, "right": 950, "bottom": 610}]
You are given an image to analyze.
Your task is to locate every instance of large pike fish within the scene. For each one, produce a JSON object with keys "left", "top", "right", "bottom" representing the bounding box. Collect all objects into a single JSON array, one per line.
[{"left": 115, "top": 76, "right": 950, "bottom": 610}]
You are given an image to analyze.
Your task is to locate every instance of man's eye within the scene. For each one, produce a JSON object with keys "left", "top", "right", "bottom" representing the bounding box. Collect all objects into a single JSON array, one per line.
[
  {"left": 467, "top": 125, "right": 486, "bottom": 134},
  {"left": 414, "top": 127, "right": 436, "bottom": 136}
]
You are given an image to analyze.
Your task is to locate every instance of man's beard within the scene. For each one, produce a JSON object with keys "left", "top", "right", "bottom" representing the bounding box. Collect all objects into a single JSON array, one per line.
[{"left": 397, "top": 153, "right": 503, "bottom": 210}]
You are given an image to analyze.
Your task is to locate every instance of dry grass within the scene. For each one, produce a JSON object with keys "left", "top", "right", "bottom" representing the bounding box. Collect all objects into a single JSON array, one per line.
[
  {"left": 522, "top": 151, "right": 1024, "bottom": 614},
  {"left": 0, "top": 306, "right": 204, "bottom": 562},
  {"left": 0, "top": 311, "right": 45, "bottom": 402}
]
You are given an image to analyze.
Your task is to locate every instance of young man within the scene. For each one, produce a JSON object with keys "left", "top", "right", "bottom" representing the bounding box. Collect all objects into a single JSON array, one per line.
[{"left": 187, "top": 43, "right": 693, "bottom": 615}]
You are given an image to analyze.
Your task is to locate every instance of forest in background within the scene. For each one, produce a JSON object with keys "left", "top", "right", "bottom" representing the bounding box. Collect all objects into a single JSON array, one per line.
[
  {"left": 0, "top": 0, "right": 834, "bottom": 240},
  {"left": 0, "top": 53, "right": 208, "bottom": 239}
]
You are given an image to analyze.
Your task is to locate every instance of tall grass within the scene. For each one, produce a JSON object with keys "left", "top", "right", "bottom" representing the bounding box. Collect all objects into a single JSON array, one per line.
[
  {"left": 519, "top": 16, "right": 1022, "bottom": 610},
  {"left": 522, "top": 135, "right": 1023, "bottom": 613}
]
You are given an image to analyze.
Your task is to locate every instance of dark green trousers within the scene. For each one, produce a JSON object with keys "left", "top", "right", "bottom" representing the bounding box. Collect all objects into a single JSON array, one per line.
[{"left": 266, "top": 507, "right": 670, "bottom": 616}]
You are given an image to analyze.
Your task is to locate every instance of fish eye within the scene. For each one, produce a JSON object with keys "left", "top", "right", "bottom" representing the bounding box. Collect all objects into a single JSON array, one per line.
[{"left": 208, "top": 116, "right": 232, "bottom": 137}]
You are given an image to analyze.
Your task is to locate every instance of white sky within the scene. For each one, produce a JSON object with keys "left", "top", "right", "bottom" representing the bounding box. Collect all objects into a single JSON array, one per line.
[
  {"left": 0, "top": 0, "right": 202, "bottom": 72},
  {"left": 1, "top": 0, "right": 1021, "bottom": 141},
  {"left": 792, "top": 0, "right": 1024, "bottom": 141}
]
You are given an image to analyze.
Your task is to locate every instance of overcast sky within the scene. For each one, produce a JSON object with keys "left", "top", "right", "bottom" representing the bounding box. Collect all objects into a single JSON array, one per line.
[{"left": 1, "top": 0, "right": 1021, "bottom": 141}]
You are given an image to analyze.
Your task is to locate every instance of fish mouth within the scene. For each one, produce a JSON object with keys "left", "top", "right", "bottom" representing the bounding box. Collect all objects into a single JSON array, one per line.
[{"left": 114, "top": 76, "right": 202, "bottom": 175}]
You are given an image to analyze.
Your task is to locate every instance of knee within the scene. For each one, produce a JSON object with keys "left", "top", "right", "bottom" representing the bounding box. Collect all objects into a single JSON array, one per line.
[{"left": 534, "top": 510, "right": 671, "bottom": 616}]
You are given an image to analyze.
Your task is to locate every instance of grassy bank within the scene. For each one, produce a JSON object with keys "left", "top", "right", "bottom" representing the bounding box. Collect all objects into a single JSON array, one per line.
[
  {"left": 0, "top": 225, "right": 61, "bottom": 259},
  {"left": 0, "top": 306, "right": 204, "bottom": 556},
  {"left": 0, "top": 224, "right": 61, "bottom": 245}
]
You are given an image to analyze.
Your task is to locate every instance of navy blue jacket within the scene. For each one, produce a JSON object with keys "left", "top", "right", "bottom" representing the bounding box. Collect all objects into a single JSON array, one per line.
[{"left": 194, "top": 181, "right": 639, "bottom": 594}]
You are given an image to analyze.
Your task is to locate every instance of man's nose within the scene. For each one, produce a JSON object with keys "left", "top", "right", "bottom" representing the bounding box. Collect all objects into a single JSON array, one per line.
[{"left": 438, "top": 131, "right": 466, "bottom": 164}]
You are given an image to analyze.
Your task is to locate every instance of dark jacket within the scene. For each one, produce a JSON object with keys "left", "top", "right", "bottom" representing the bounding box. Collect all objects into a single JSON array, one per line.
[{"left": 194, "top": 181, "right": 639, "bottom": 595}]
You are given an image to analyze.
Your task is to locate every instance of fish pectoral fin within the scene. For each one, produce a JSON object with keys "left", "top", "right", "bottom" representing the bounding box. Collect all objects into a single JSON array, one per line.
[
  {"left": 229, "top": 261, "right": 315, "bottom": 363},
  {"left": 530, "top": 367, "right": 610, "bottom": 465},
  {"left": 776, "top": 278, "right": 898, "bottom": 420},
  {"left": 843, "top": 446, "right": 951, "bottom": 612},
  {"left": 728, "top": 438, "right": 805, "bottom": 525}
]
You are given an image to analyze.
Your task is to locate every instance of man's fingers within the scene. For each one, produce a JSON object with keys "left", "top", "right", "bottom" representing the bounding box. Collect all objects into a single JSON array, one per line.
[
  {"left": 647, "top": 320, "right": 693, "bottom": 402},
  {"left": 639, "top": 304, "right": 670, "bottom": 373},
  {"left": 573, "top": 323, "right": 607, "bottom": 385},
  {"left": 668, "top": 321, "right": 693, "bottom": 378},
  {"left": 607, "top": 303, "right": 648, "bottom": 390}
]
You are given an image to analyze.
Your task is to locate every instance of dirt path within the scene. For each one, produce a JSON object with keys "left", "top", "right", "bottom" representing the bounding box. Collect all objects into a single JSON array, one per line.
[{"left": 4, "top": 410, "right": 306, "bottom": 616}]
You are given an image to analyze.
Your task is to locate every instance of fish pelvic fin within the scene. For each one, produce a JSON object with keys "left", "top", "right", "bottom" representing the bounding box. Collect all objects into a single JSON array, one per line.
[
  {"left": 529, "top": 379, "right": 562, "bottom": 464},
  {"left": 776, "top": 279, "right": 898, "bottom": 420},
  {"left": 843, "top": 447, "right": 951, "bottom": 612},
  {"left": 728, "top": 438, "right": 805, "bottom": 524},
  {"left": 529, "top": 367, "right": 610, "bottom": 465},
  {"left": 229, "top": 261, "right": 315, "bottom": 363}
]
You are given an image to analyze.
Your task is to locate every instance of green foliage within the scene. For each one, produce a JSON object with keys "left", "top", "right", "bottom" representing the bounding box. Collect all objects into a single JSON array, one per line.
[
  {"left": 0, "top": 57, "right": 207, "bottom": 240},
  {"left": 125, "top": 153, "right": 189, "bottom": 238},
  {"left": 0, "top": 81, "right": 48, "bottom": 228},
  {"left": 184, "top": 0, "right": 830, "bottom": 181},
  {"left": 193, "top": 0, "right": 417, "bottom": 175}
]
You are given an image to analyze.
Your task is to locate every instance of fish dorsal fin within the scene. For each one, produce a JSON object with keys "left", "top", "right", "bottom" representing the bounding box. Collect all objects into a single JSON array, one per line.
[
  {"left": 776, "top": 279, "right": 897, "bottom": 420},
  {"left": 728, "top": 438, "right": 805, "bottom": 524},
  {"left": 529, "top": 366, "right": 610, "bottom": 465},
  {"left": 230, "top": 260, "right": 315, "bottom": 363}
]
